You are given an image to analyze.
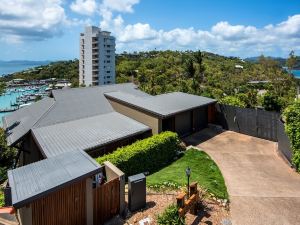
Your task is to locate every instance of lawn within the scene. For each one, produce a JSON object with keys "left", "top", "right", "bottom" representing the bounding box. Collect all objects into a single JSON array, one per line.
[{"left": 147, "top": 148, "right": 228, "bottom": 199}]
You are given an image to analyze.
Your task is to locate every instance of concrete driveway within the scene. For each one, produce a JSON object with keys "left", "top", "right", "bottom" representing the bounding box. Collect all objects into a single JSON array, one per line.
[{"left": 184, "top": 128, "right": 300, "bottom": 225}]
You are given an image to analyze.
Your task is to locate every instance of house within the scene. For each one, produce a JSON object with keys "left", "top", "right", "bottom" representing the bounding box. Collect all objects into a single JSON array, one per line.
[
  {"left": 3, "top": 83, "right": 216, "bottom": 225},
  {"left": 3, "top": 83, "right": 216, "bottom": 166}
]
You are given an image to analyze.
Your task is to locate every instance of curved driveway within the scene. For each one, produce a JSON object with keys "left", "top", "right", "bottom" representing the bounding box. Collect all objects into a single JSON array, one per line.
[{"left": 185, "top": 129, "right": 300, "bottom": 225}]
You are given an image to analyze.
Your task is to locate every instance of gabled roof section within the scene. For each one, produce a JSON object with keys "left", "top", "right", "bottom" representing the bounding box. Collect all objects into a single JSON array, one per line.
[
  {"left": 2, "top": 83, "right": 149, "bottom": 147},
  {"left": 32, "top": 112, "right": 150, "bottom": 158},
  {"left": 8, "top": 150, "right": 101, "bottom": 209},
  {"left": 36, "top": 87, "right": 114, "bottom": 127},
  {"left": 105, "top": 91, "right": 216, "bottom": 118},
  {"left": 36, "top": 83, "right": 149, "bottom": 127},
  {"left": 3, "top": 97, "right": 55, "bottom": 146}
]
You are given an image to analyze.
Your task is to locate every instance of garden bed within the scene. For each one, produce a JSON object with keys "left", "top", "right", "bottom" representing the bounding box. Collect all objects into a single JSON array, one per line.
[{"left": 106, "top": 190, "right": 230, "bottom": 225}]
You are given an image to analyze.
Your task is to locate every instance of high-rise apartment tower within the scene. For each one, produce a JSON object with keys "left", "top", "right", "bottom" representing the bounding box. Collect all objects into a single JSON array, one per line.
[{"left": 79, "top": 26, "right": 116, "bottom": 86}]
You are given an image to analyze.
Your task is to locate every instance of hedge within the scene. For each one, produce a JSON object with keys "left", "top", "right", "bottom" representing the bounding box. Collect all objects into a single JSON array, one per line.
[
  {"left": 283, "top": 100, "right": 300, "bottom": 171},
  {"left": 96, "top": 131, "right": 182, "bottom": 177}
]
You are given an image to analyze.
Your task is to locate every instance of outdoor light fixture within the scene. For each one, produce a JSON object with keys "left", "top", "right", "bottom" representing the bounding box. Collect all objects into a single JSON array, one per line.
[{"left": 185, "top": 167, "right": 191, "bottom": 198}]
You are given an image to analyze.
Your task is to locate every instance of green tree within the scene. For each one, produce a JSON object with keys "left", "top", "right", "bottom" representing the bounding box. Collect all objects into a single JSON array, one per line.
[
  {"left": 194, "top": 50, "right": 205, "bottom": 83},
  {"left": 184, "top": 58, "right": 197, "bottom": 94},
  {"left": 287, "top": 50, "right": 297, "bottom": 71},
  {"left": 0, "top": 128, "right": 17, "bottom": 182}
]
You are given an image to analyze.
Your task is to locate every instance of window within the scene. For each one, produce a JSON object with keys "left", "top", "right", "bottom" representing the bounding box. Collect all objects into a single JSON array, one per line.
[{"left": 107, "top": 71, "right": 110, "bottom": 73}]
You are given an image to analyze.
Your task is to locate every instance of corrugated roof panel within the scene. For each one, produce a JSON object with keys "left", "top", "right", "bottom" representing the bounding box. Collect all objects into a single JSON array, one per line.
[
  {"left": 3, "top": 97, "right": 55, "bottom": 146},
  {"left": 37, "top": 83, "right": 149, "bottom": 127},
  {"left": 105, "top": 91, "right": 216, "bottom": 117},
  {"left": 32, "top": 112, "right": 150, "bottom": 158},
  {"left": 8, "top": 150, "right": 101, "bottom": 208}
]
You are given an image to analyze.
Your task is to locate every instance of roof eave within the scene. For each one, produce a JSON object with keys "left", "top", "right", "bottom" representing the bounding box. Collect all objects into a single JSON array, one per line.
[
  {"left": 10, "top": 165, "right": 102, "bottom": 209},
  {"left": 106, "top": 94, "right": 217, "bottom": 119}
]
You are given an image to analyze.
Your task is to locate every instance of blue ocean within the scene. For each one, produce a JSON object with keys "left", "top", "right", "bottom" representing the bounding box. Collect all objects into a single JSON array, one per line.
[
  {"left": 292, "top": 70, "right": 300, "bottom": 79},
  {"left": 0, "top": 60, "right": 50, "bottom": 76}
]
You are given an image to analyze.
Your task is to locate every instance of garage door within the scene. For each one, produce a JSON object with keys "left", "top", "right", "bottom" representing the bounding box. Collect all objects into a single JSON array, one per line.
[
  {"left": 193, "top": 107, "right": 208, "bottom": 131},
  {"left": 175, "top": 111, "right": 192, "bottom": 137}
]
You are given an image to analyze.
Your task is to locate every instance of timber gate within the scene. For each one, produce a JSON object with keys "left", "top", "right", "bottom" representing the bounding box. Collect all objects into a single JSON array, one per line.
[{"left": 93, "top": 178, "right": 120, "bottom": 225}]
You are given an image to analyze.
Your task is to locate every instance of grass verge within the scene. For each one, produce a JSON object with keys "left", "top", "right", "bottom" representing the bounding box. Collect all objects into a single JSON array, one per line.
[{"left": 147, "top": 148, "right": 228, "bottom": 199}]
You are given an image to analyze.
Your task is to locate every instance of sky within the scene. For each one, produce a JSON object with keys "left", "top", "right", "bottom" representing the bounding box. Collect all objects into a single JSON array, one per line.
[{"left": 0, "top": 0, "right": 299, "bottom": 60}]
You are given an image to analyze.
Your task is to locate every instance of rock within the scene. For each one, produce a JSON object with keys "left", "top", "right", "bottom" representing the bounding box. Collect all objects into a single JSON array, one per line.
[{"left": 221, "top": 218, "right": 232, "bottom": 225}]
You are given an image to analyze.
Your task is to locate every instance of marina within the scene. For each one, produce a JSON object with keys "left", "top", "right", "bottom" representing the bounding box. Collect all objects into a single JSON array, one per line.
[{"left": 0, "top": 85, "right": 49, "bottom": 126}]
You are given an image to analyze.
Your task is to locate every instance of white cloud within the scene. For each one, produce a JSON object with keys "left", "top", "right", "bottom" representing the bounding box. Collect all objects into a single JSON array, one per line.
[
  {"left": 102, "top": 0, "right": 139, "bottom": 13},
  {"left": 0, "top": 0, "right": 67, "bottom": 42},
  {"left": 1, "top": 0, "right": 299, "bottom": 57},
  {"left": 70, "top": 0, "right": 97, "bottom": 16},
  {"left": 98, "top": 6, "right": 300, "bottom": 57}
]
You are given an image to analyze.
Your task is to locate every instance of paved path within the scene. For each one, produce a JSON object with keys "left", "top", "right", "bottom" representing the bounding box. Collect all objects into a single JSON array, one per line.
[{"left": 184, "top": 129, "right": 300, "bottom": 225}]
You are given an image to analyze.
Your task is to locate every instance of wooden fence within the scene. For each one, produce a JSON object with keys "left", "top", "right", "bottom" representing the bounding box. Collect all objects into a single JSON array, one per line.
[
  {"left": 32, "top": 180, "right": 86, "bottom": 225},
  {"left": 216, "top": 104, "right": 280, "bottom": 141},
  {"left": 93, "top": 178, "right": 120, "bottom": 225}
]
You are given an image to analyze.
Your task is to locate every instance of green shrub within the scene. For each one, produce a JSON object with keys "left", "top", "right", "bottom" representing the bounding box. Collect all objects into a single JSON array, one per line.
[
  {"left": 157, "top": 204, "right": 185, "bottom": 225},
  {"left": 262, "top": 92, "right": 283, "bottom": 112},
  {"left": 96, "top": 131, "right": 182, "bottom": 177},
  {"left": 0, "top": 189, "right": 4, "bottom": 207},
  {"left": 219, "top": 96, "right": 246, "bottom": 108},
  {"left": 283, "top": 100, "right": 300, "bottom": 171}
]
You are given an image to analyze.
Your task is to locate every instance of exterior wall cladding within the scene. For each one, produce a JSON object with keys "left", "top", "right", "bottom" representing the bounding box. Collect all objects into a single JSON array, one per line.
[{"left": 79, "top": 26, "right": 116, "bottom": 86}]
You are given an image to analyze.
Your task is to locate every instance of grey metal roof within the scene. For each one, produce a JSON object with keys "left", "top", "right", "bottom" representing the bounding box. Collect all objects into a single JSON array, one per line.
[
  {"left": 3, "top": 97, "right": 55, "bottom": 146},
  {"left": 105, "top": 91, "right": 216, "bottom": 118},
  {"left": 8, "top": 150, "right": 101, "bottom": 208},
  {"left": 2, "top": 83, "right": 149, "bottom": 147},
  {"left": 32, "top": 112, "right": 150, "bottom": 158},
  {"left": 36, "top": 83, "right": 149, "bottom": 127}
]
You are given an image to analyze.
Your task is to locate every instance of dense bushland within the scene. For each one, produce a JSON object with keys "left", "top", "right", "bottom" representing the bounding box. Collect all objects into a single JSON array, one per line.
[{"left": 2, "top": 50, "right": 298, "bottom": 112}]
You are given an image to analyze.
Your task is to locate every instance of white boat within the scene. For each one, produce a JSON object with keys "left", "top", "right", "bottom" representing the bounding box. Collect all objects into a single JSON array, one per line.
[{"left": 19, "top": 102, "right": 33, "bottom": 108}]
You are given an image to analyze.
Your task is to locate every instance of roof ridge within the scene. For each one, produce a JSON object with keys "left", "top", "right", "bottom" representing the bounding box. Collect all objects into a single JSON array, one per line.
[{"left": 32, "top": 97, "right": 56, "bottom": 129}]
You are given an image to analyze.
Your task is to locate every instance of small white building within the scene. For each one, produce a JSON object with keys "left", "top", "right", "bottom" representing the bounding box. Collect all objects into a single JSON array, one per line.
[{"left": 235, "top": 64, "right": 244, "bottom": 69}]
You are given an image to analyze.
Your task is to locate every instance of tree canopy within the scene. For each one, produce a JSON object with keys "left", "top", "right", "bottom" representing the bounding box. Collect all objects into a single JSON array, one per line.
[{"left": 1, "top": 50, "right": 298, "bottom": 112}]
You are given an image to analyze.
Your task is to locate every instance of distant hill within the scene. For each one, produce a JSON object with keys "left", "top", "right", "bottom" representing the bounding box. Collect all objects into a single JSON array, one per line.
[
  {"left": 245, "top": 56, "right": 300, "bottom": 69},
  {"left": 244, "top": 56, "right": 287, "bottom": 66}
]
